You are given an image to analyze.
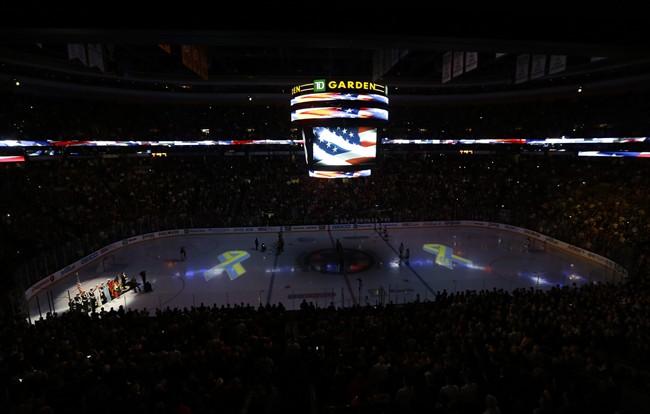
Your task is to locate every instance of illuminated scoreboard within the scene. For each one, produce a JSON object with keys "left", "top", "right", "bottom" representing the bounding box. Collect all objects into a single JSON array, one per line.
[{"left": 291, "top": 79, "right": 389, "bottom": 178}]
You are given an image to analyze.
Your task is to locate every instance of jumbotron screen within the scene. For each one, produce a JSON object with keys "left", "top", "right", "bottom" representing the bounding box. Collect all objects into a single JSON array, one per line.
[{"left": 291, "top": 79, "right": 388, "bottom": 178}]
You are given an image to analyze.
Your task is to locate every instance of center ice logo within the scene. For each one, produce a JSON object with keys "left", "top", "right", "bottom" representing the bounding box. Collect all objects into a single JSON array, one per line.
[
  {"left": 423, "top": 244, "right": 472, "bottom": 269},
  {"left": 204, "top": 251, "right": 251, "bottom": 281}
]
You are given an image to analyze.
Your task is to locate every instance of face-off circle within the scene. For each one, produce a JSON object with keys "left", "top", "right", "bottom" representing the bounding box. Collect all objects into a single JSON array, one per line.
[{"left": 303, "top": 248, "right": 375, "bottom": 274}]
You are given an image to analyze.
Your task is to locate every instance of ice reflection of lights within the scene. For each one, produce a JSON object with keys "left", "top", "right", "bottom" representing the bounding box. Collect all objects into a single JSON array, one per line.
[
  {"left": 204, "top": 266, "right": 225, "bottom": 280},
  {"left": 398, "top": 257, "right": 485, "bottom": 271},
  {"left": 466, "top": 262, "right": 485, "bottom": 271},
  {"left": 389, "top": 258, "right": 425, "bottom": 268},
  {"left": 521, "top": 272, "right": 552, "bottom": 286},
  {"left": 265, "top": 266, "right": 296, "bottom": 273},
  {"left": 567, "top": 273, "right": 583, "bottom": 282}
]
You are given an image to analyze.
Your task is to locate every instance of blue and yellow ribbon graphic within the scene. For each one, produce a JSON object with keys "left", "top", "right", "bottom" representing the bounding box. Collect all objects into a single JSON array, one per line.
[
  {"left": 205, "top": 250, "right": 251, "bottom": 281},
  {"left": 423, "top": 244, "right": 472, "bottom": 269}
]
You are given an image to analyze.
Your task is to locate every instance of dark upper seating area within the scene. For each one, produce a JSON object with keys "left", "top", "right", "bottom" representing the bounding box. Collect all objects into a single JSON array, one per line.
[{"left": 2, "top": 90, "right": 650, "bottom": 142}]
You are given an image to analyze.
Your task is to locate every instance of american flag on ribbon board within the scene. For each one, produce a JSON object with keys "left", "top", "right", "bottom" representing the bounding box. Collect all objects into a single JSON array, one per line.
[
  {"left": 312, "top": 126, "right": 377, "bottom": 167},
  {"left": 308, "top": 169, "right": 371, "bottom": 179},
  {"left": 291, "top": 107, "right": 388, "bottom": 122},
  {"left": 291, "top": 92, "right": 389, "bottom": 106}
]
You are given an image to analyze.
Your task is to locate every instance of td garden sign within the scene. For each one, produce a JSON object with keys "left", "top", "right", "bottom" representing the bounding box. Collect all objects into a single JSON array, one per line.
[{"left": 291, "top": 79, "right": 387, "bottom": 95}]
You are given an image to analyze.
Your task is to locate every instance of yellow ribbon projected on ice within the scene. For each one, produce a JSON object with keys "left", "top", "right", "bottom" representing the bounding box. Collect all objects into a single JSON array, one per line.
[
  {"left": 423, "top": 244, "right": 472, "bottom": 269},
  {"left": 205, "top": 251, "right": 251, "bottom": 281}
]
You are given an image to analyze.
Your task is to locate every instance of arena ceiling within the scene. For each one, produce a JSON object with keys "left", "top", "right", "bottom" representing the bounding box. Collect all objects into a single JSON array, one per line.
[{"left": 1, "top": 4, "right": 650, "bottom": 106}]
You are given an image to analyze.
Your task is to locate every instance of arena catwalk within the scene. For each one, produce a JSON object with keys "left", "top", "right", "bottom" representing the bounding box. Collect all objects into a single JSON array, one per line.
[{"left": 24, "top": 222, "right": 625, "bottom": 322}]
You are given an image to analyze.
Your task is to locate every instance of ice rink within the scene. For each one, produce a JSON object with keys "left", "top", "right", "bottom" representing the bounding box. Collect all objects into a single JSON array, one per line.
[{"left": 24, "top": 224, "right": 623, "bottom": 322}]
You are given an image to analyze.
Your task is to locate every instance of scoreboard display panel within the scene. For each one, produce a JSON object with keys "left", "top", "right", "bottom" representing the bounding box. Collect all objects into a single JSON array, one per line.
[{"left": 291, "top": 79, "right": 388, "bottom": 178}]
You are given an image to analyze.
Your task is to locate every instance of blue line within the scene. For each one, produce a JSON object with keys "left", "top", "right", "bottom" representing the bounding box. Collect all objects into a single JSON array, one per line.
[
  {"left": 404, "top": 262, "right": 436, "bottom": 298},
  {"left": 329, "top": 229, "right": 356, "bottom": 305},
  {"left": 378, "top": 228, "right": 436, "bottom": 298},
  {"left": 265, "top": 250, "right": 279, "bottom": 305},
  {"left": 161, "top": 274, "right": 186, "bottom": 307}
]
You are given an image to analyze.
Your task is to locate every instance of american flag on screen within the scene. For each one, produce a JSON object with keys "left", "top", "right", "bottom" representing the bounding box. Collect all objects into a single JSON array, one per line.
[{"left": 313, "top": 126, "right": 377, "bottom": 166}]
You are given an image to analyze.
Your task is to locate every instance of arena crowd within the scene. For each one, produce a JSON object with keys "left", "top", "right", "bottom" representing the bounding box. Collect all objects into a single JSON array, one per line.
[{"left": 0, "top": 92, "right": 649, "bottom": 413}]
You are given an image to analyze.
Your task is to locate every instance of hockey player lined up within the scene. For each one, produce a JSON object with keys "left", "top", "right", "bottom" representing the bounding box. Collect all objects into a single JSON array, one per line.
[
  {"left": 397, "top": 244, "right": 410, "bottom": 265},
  {"left": 271, "top": 232, "right": 284, "bottom": 254}
]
